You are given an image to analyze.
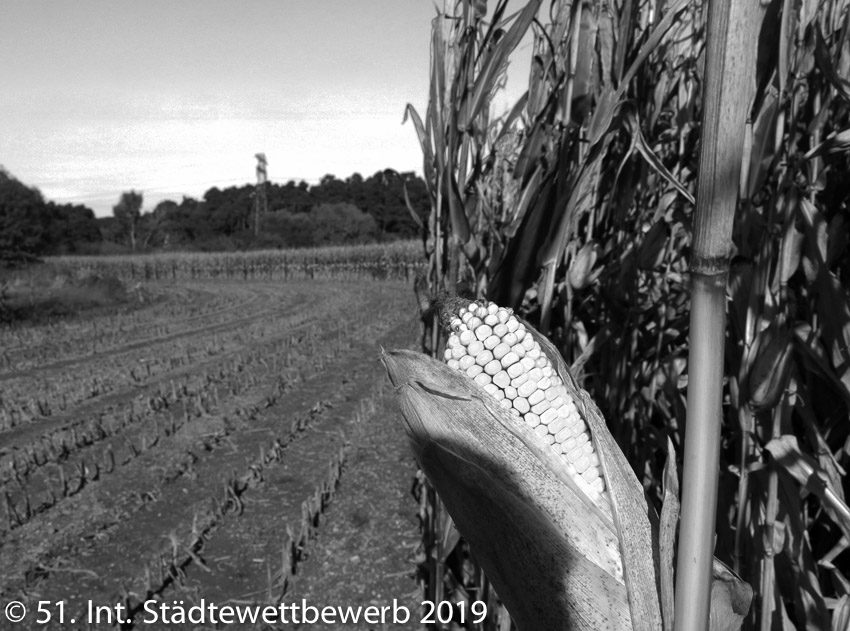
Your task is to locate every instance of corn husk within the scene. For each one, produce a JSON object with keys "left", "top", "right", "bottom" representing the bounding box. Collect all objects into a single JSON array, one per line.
[{"left": 383, "top": 341, "right": 752, "bottom": 630}]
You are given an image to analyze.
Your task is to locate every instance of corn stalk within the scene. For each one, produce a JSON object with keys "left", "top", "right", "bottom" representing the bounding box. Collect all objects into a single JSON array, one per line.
[{"left": 672, "top": 0, "right": 761, "bottom": 628}]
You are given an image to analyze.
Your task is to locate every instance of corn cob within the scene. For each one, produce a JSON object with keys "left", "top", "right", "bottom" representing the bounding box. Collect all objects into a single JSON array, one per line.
[{"left": 441, "top": 298, "right": 607, "bottom": 506}]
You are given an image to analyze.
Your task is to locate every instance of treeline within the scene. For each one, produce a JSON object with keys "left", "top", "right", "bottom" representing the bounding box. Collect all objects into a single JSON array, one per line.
[
  {"left": 0, "top": 169, "right": 101, "bottom": 263},
  {"left": 0, "top": 167, "right": 428, "bottom": 263}
]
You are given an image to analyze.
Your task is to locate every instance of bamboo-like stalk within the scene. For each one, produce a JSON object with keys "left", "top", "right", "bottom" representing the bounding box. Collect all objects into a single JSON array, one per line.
[{"left": 673, "top": 0, "right": 760, "bottom": 629}]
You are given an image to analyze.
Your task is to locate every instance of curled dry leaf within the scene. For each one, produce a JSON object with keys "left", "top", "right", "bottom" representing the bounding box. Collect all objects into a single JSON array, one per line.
[{"left": 709, "top": 559, "right": 754, "bottom": 631}]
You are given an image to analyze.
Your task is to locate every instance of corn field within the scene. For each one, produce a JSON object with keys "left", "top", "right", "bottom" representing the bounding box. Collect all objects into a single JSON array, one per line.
[
  {"left": 407, "top": 0, "right": 850, "bottom": 628},
  {"left": 0, "top": 267, "right": 424, "bottom": 629},
  {"left": 47, "top": 239, "right": 422, "bottom": 282}
]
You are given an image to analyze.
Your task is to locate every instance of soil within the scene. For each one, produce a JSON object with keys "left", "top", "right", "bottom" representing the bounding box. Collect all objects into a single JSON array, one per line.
[{"left": 0, "top": 278, "right": 427, "bottom": 631}]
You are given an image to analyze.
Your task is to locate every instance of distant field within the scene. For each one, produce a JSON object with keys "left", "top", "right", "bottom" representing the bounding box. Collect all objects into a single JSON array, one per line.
[
  {"left": 0, "top": 252, "right": 425, "bottom": 630},
  {"left": 46, "top": 239, "right": 422, "bottom": 282}
]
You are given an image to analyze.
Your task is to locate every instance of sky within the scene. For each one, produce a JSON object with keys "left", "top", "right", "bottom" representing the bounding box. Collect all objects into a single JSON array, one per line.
[{"left": 0, "top": 1, "right": 530, "bottom": 217}]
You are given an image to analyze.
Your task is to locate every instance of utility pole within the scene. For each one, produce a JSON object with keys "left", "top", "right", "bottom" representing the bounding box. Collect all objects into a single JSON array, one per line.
[{"left": 254, "top": 153, "right": 268, "bottom": 236}]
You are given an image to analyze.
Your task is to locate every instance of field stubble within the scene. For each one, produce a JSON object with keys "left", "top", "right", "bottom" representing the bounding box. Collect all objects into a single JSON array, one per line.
[{"left": 0, "top": 276, "right": 422, "bottom": 630}]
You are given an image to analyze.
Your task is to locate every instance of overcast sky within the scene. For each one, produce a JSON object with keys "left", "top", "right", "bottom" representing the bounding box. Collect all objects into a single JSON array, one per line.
[{"left": 1, "top": 1, "right": 530, "bottom": 216}]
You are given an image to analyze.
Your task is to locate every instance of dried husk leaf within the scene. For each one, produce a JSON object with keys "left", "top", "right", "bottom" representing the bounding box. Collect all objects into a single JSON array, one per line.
[
  {"left": 710, "top": 559, "right": 754, "bottom": 631},
  {"left": 384, "top": 338, "right": 752, "bottom": 630},
  {"left": 382, "top": 349, "right": 631, "bottom": 630},
  {"left": 660, "top": 437, "right": 680, "bottom": 631}
]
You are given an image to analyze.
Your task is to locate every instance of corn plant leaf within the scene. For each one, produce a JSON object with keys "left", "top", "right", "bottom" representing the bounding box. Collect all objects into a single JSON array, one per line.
[
  {"left": 815, "top": 272, "right": 850, "bottom": 400},
  {"left": 488, "top": 172, "right": 555, "bottom": 309},
  {"left": 803, "top": 128, "right": 850, "bottom": 159},
  {"left": 597, "top": 2, "right": 615, "bottom": 89},
  {"left": 777, "top": 0, "right": 794, "bottom": 95},
  {"left": 747, "top": 315, "right": 793, "bottom": 411},
  {"left": 505, "top": 164, "right": 543, "bottom": 238},
  {"left": 792, "top": 323, "right": 850, "bottom": 404},
  {"left": 827, "top": 213, "right": 850, "bottom": 269},
  {"left": 460, "top": 0, "right": 542, "bottom": 129},
  {"left": 493, "top": 90, "right": 529, "bottom": 147},
  {"left": 659, "top": 437, "right": 679, "bottom": 631},
  {"left": 618, "top": 0, "right": 690, "bottom": 92},
  {"left": 573, "top": 4, "right": 600, "bottom": 109},
  {"left": 765, "top": 435, "right": 850, "bottom": 541},
  {"left": 795, "top": 388, "right": 847, "bottom": 504},
  {"left": 773, "top": 465, "right": 831, "bottom": 630},
  {"left": 747, "top": 91, "right": 779, "bottom": 199},
  {"left": 436, "top": 499, "right": 462, "bottom": 564},
  {"left": 623, "top": 109, "right": 695, "bottom": 205},
  {"left": 779, "top": 210, "right": 804, "bottom": 283},
  {"left": 403, "top": 104, "right": 435, "bottom": 188},
  {"left": 832, "top": 595, "right": 850, "bottom": 631},
  {"left": 402, "top": 181, "right": 425, "bottom": 232},
  {"left": 798, "top": 198, "right": 850, "bottom": 397},
  {"left": 445, "top": 166, "right": 472, "bottom": 244},
  {"left": 513, "top": 110, "right": 549, "bottom": 183},
  {"left": 638, "top": 221, "right": 671, "bottom": 270},
  {"left": 814, "top": 24, "right": 850, "bottom": 103},
  {"left": 588, "top": 87, "right": 618, "bottom": 148}
]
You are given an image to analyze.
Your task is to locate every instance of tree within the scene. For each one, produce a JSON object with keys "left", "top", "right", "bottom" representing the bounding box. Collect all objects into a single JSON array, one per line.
[
  {"left": 311, "top": 174, "right": 348, "bottom": 204},
  {"left": 43, "top": 202, "right": 101, "bottom": 254},
  {"left": 0, "top": 167, "right": 49, "bottom": 263},
  {"left": 140, "top": 200, "right": 177, "bottom": 248},
  {"left": 112, "top": 190, "right": 143, "bottom": 251},
  {"left": 310, "top": 202, "right": 378, "bottom": 244}
]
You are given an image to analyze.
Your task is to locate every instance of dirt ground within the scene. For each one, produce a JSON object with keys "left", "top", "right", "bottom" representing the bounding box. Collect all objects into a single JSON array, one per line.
[{"left": 0, "top": 277, "right": 428, "bottom": 630}]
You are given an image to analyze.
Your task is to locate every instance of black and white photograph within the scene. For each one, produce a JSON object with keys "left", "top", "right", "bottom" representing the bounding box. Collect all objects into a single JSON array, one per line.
[{"left": 1, "top": 1, "right": 849, "bottom": 629}]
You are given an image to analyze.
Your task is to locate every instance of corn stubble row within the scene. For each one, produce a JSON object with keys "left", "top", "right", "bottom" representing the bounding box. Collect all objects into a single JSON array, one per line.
[{"left": 442, "top": 299, "right": 605, "bottom": 502}]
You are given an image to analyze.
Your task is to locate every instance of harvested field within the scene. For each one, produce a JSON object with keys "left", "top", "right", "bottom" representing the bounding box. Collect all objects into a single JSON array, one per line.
[{"left": 0, "top": 276, "right": 424, "bottom": 630}]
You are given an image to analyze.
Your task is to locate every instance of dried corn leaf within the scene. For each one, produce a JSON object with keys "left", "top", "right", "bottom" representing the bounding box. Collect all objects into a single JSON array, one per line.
[
  {"left": 461, "top": 0, "right": 542, "bottom": 128},
  {"left": 765, "top": 435, "right": 850, "bottom": 541},
  {"left": 832, "top": 595, "right": 850, "bottom": 631},
  {"left": 383, "top": 348, "right": 631, "bottom": 630},
  {"left": 710, "top": 559, "right": 754, "bottom": 631}
]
